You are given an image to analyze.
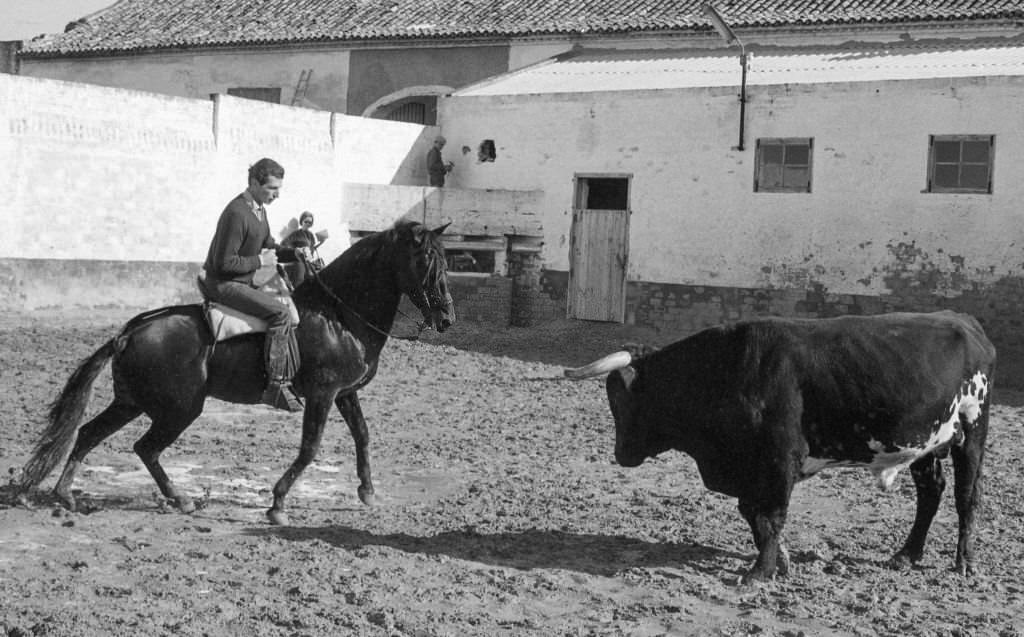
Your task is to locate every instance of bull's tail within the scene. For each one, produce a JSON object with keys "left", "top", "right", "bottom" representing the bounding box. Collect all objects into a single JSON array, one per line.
[{"left": 18, "top": 338, "right": 117, "bottom": 489}]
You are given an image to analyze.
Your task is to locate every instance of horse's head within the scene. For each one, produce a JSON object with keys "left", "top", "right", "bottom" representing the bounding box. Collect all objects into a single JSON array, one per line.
[{"left": 395, "top": 222, "right": 455, "bottom": 333}]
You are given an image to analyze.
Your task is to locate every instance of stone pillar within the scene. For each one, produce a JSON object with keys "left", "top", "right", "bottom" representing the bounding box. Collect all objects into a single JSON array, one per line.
[{"left": 509, "top": 250, "right": 542, "bottom": 327}]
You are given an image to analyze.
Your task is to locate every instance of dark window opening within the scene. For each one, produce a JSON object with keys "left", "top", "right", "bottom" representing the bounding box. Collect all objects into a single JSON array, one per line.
[
  {"left": 928, "top": 135, "right": 994, "bottom": 194},
  {"left": 755, "top": 138, "right": 813, "bottom": 193},
  {"left": 478, "top": 139, "right": 496, "bottom": 162},
  {"left": 446, "top": 250, "right": 496, "bottom": 274},
  {"left": 583, "top": 178, "right": 629, "bottom": 210},
  {"left": 227, "top": 87, "right": 282, "bottom": 104}
]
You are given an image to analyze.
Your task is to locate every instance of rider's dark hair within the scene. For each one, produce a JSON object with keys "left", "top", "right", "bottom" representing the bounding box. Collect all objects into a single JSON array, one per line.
[{"left": 248, "top": 158, "right": 285, "bottom": 185}]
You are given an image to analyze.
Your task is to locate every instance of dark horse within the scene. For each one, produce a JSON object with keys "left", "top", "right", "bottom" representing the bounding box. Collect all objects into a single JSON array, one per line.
[{"left": 18, "top": 221, "right": 454, "bottom": 525}]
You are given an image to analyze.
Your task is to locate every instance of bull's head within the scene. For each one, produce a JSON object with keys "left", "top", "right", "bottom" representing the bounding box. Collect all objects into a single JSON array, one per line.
[{"left": 564, "top": 345, "right": 655, "bottom": 467}]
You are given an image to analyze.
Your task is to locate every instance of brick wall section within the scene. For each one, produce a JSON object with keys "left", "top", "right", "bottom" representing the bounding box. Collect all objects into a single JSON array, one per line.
[
  {"left": 447, "top": 275, "right": 511, "bottom": 324},
  {"left": 508, "top": 251, "right": 562, "bottom": 326},
  {"left": 533, "top": 270, "right": 569, "bottom": 322},
  {"left": 446, "top": 253, "right": 567, "bottom": 328}
]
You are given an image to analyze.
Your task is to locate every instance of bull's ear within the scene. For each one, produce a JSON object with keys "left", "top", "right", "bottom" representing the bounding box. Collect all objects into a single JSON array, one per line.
[{"left": 432, "top": 222, "right": 451, "bottom": 235}]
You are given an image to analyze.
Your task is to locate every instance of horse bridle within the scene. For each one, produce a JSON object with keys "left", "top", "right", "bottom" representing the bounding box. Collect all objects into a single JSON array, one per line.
[{"left": 306, "top": 247, "right": 447, "bottom": 342}]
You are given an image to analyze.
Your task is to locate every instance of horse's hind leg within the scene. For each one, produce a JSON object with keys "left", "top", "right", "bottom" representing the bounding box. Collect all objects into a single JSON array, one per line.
[
  {"left": 53, "top": 399, "right": 142, "bottom": 511},
  {"left": 134, "top": 413, "right": 201, "bottom": 513}
]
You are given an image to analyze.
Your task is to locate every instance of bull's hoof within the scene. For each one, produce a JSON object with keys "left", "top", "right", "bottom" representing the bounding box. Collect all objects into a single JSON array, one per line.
[
  {"left": 738, "top": 574, "right": 769, "bottom": 588},
  {"left": 266, "top": 508, "right": 290, "bottom": 526},
  {"left": 740, "top": 568, "right": 773, "bottom": 586},
  {"left": 955, "top": 557, "right": 978, "bottom": 577},
  {"left": 887, "top": 551, "right": 919, "bottom": 571},
  {"left": 357, "top": 486, "right": 376, "bottom": 506},
  {"left": 777, "top": 545, "right": 792, "bottom": 577},
  {"left": 176, "top": 496, "right": 196, "bottom": 514}
]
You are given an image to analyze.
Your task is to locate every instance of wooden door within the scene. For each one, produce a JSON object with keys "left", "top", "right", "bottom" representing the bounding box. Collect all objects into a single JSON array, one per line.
[{"left": 568, "top": 176, "right": 630, "bottom": 322}]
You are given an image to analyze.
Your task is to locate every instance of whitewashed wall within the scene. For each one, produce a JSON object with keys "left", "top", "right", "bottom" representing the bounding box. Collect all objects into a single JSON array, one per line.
[
  {"left": 0, "top": 73, "right": 438, "bottom": 271},
  {"left": 437, "top": 75, "right": 1024, "bottom": 296}
]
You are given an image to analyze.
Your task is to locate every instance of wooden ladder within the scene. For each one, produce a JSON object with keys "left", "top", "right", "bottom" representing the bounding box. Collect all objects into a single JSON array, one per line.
[{"left": 291, "top": 69, "right": 313, "bottom": 106}]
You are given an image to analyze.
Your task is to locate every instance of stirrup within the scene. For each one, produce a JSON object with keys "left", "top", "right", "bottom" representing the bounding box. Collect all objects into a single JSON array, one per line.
[{"left": 261, "top": 383, "right": 304, "bottom": 412}]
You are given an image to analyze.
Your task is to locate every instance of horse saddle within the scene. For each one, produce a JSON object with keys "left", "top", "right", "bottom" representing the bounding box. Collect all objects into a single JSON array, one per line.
[{"left": 197, "top": 273, "right": 300, "bottom": 343}]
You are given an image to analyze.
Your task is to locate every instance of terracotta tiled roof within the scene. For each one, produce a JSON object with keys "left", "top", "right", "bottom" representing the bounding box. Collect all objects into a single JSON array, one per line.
[{"left": 20, "top": 0, "right": 1024, "bottom": 57}]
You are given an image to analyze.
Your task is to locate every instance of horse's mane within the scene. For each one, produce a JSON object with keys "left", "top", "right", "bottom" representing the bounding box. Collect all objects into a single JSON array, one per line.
[{"left": 290, "top": 219, "right": 430, "bottom": 308}]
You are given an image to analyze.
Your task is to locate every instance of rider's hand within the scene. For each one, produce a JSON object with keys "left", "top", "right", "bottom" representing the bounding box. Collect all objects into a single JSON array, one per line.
[
  {"left": 275, "top": 247, "right": 299, "bottom": 263},
  {"left": 260, "top": 250, "right": 277, "bottom": 267}
]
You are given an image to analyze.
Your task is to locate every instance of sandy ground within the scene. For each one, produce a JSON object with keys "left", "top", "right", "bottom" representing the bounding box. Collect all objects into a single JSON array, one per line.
[{"left": 1, "top": 310, "right": 1023, "bottom": 637}]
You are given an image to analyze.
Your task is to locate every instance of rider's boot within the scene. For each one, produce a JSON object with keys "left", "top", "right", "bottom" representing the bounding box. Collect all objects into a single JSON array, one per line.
[{"left": 261, "top": 327, "right": 303, "bottom": 412}]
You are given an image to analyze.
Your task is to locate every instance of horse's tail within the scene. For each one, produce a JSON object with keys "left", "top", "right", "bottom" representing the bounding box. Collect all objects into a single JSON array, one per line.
[{"left": 18, "top": 338, "right": 118, "bottom": 489}]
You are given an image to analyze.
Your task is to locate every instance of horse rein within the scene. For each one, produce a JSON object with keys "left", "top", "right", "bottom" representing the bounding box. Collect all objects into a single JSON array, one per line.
[{"left": 311, "top": 274, "right": 423, "bottom": 344}]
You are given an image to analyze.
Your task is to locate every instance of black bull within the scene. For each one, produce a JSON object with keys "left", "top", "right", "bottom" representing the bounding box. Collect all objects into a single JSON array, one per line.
[{"left": 565, "top": 311, "right": 995, "bottom": 583}]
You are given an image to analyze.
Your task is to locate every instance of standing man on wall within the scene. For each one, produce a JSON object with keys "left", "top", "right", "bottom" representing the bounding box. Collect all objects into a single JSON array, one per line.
[
  {"left": 427, "top": 135, "right": 454, "bottom": 187},
  {"left": 200, "top": 157, "right": 303, "bottom": 412}
]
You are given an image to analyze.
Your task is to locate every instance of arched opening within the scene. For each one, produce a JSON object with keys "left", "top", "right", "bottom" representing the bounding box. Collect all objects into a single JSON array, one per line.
[
  {"left": 363, "top": 86, "right": 454, "bottom": 125},
  {"left": 379, "top": 96, "right": 436, "bottom": 125}
]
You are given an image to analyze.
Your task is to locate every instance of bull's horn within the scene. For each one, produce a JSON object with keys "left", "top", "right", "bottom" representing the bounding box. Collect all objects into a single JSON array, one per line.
[{"left": 563, "top": 351, "right": 633, "bottom": 380}]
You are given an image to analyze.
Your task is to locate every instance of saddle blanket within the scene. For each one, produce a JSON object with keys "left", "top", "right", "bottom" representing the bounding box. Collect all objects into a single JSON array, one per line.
[{"left": 204, "top": 297, "right": 300, "bottom": 342}]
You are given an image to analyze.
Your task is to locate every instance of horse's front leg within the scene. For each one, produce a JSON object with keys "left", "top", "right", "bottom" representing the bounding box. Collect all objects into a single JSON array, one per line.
[
  {"left": 267, "top": 395, "right": 331, "bottom": 526},
  {"left": 336, "top": 392, "right": 375, "bottom": 506}
]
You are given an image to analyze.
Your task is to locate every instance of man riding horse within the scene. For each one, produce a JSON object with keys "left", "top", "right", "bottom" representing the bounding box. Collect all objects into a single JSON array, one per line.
[{"left": 198, "top": 157, "right": 302, "bottom": 412}]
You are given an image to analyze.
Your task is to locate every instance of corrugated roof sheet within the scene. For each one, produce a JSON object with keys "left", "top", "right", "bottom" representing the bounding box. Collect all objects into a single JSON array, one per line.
[
  {"left": 452, "top": 42, "right": 1024, "bottom": 95},
  {"left": 19, "top": 0, "right": 1024, "bottom": 57}
]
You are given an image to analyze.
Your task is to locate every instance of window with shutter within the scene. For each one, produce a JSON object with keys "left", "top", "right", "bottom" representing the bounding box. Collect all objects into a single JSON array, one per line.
[{"left": 754, "top": 138, "right": 813, "bottom": 193}]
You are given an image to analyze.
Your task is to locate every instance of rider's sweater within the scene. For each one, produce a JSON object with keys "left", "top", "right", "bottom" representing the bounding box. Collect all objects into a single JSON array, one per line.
[{"left": 203, "top": 191, "right": 278, "bottom": 284}]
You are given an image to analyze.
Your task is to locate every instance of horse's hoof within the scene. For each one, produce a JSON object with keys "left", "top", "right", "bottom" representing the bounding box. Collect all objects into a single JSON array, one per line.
[
  {"left": 357, "top": 487, "right": 376, "bottom": 506},
  {"left": 266, "top": 509, "right": 290, "bottom": 526},
  {"left": 54, "top": 491, "right": 76, "bottom": 512},
  {"left": 176, "top": 496, "right": 196, "bottom": 514},
  {"left": 17, "top": 492, "right": 38, "bottom": 511}
]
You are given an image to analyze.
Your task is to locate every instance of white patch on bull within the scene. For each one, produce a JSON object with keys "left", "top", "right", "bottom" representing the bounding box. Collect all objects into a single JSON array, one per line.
[{"left": 801, "top": 371, "right": 989, "bottom": 490}]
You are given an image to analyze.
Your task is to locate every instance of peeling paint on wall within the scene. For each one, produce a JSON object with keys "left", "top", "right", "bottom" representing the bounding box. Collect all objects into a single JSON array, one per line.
[{"left": 879, "top": 240, "right": 980, "bottom": 298}]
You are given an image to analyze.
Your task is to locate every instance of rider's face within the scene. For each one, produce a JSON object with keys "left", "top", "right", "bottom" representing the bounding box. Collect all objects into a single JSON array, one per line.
[{"left": 249, "top": 175, "right": 282, "bottom": 205}]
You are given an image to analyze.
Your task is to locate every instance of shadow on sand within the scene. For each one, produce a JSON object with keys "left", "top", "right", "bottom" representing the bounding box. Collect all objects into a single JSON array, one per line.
[
  {"left": 243, "top": 524, "right": 749, "bottom": 578},
  {"left": 416, "top": 317, "right": 672, "bottom": 369}
]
